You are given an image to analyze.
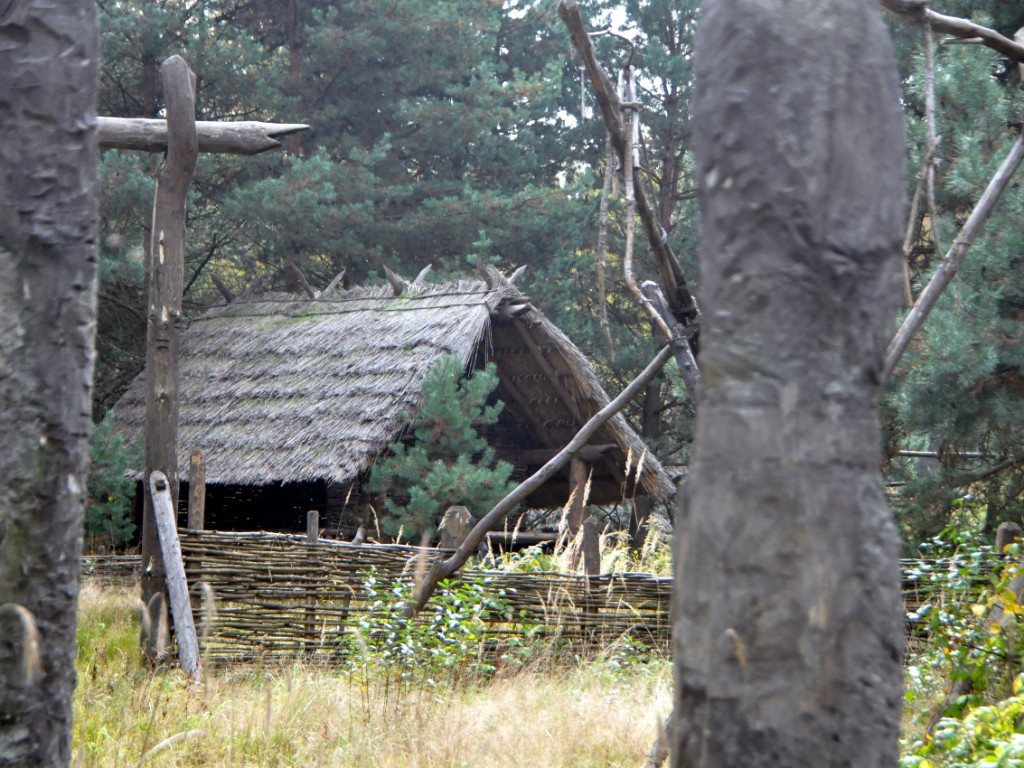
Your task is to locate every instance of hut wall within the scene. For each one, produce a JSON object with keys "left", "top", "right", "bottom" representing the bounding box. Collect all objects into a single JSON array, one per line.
[{"left": 177, "top": 480, "right": 328, "bottom": 532}]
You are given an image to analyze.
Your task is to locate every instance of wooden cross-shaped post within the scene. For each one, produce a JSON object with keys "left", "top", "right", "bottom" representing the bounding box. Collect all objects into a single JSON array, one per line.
[{"left": 101, "top": 55, "right": 307, "bottom": 658}]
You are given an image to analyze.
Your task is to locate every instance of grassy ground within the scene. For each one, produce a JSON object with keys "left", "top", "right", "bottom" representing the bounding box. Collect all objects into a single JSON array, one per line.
[{"left": 73, "top": 581, "right": 672, "bottom": 768}]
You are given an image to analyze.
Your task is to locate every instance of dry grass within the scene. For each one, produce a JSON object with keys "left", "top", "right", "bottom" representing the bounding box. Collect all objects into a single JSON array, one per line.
[{"left": 73, "top": 581, "right": 671, "bottom": 767}]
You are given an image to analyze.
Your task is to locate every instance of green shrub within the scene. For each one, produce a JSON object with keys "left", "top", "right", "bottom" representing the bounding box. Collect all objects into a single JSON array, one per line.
[
  {"left": 902, "top": 677, "right": 1024, "bottom": 767},
  {"left": 902, "top": 526, "right": 1024, "bottom": 762},
  {"left": 340, "top": 569, "right": 516, "bottom": 682}
]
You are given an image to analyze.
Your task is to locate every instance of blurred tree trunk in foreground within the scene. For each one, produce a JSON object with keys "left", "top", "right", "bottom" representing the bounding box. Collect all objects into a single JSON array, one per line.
[
  {"left": 0, "top": 0, "right": 99, "bottom": 765},
  {"left": 673, "top": 1, "right": 907, "bottom": 765}
]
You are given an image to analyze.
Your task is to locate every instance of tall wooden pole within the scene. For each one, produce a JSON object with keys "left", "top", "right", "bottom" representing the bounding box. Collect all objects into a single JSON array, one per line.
[{"left": 140, "top": 56, "right": 198, "bottom": 646}]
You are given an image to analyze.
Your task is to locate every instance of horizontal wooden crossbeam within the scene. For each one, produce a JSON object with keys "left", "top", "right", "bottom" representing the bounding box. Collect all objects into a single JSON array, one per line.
[{"left": 98, "top": 117, "right": 309, "bottom": 155}]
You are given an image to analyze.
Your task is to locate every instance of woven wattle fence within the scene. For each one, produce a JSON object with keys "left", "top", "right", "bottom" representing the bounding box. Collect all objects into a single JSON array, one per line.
[
  {"left": 81, "top": 554, "right": 142, "bottom": 583},
  {"left": 81, "top": 532, "right": 996, "bottom": 665},
  {"left": 175, "top": 530, "right": 671, "bottom": 664}
]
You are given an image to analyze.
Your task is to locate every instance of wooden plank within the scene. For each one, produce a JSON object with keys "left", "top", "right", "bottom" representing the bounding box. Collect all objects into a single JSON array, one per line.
[
  {"left": 581, "top": 517, "right": 601, "bottom": 576},
  {"left": 150, "top": 472, "right": 201, "bottom": 682}
]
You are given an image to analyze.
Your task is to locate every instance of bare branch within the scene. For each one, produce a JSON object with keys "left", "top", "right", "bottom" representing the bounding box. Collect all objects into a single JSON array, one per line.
[
  {"left": 401, "top": 344, "right": 675, "bottom": 618},
  {"left": 881, "top": 1, "right": 1024, "bottom": 64},
  {"left": 557, "top": 0, "right": 700, "bottom": 333},
  {"left": 884, "top": 132, "right": 1024, "bottom": 380}
]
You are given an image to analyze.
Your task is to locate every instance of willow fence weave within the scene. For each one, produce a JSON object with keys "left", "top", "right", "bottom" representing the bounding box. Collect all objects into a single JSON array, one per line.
[{"left": 81, "top": 531, "right": 999, "bottom": 664}]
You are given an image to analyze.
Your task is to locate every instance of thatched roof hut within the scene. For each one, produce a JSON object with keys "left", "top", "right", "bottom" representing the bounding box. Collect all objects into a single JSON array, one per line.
[{"left": 112, "top": 267, "right": 674, "bottom": 532}]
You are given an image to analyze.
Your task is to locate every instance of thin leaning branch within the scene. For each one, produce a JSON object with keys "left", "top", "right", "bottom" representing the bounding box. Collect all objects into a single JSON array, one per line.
[
  {"left": 596, "top": 134, "right": 616, "bottom": 358},
  {"left": 884, "top": 131, "right": 1024, "bottom": 380},
  {"left": 401, "top": 344, "right": 675, "bottom": 618},
  {"left": 923, "top": 18, "right": 944, "bottom": 264},
  {"left": 881, "top": 1, "right": 1024, "bottom": 64},
  {"left": 620, "top": 67, "right": 673, "bottom": 346}
]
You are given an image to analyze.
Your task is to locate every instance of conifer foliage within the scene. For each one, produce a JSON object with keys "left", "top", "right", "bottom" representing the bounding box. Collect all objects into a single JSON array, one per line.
[
  {"left": 366, "top": 355, "right": 515, "bottom": 542},
  {"left": 85, "top": 413, "right": 139, "bottom": 550},
  {"left": 885, "top": 2, "right": 1024, "bottom": 543}
]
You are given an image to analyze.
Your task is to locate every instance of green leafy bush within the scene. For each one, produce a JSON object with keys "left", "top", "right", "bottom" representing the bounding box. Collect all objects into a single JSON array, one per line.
[
  {"left": 340, "top": 569, "right": 515, "bottom": 682},
  {"left": 902, "top": 678, "right": 1024, "bottom": 768},
  {"left": 902, "top": 526, "right": 1024, "bottom": 763},
  {"left": 85, "top": 412, "right": 138, "bottom": 549},
  {"left": 366, "top": 354, "right": 516, "bottom": 541}
]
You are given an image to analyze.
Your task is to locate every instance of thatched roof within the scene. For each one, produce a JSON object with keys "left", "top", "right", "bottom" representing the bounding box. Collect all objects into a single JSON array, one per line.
[{"left": 112, "top": 268, "right": 675, "bottom": 507}]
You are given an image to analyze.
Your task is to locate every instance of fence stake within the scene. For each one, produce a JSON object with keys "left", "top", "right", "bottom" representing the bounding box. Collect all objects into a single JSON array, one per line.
[
  {"left": 187, "top": 452, "right": 205, "bottom": 530},
  {"left": 304, "top": 510, "right": 319, "bottom": 652},
  {"left": 149, "top": 471, "right": 201, "bottom": 682}
]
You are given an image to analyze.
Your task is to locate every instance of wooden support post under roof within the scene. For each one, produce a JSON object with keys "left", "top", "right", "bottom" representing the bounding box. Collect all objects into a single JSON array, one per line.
[
  {"left": 568, "top": 457, "right": 588, "bottom": 537},
  {"left": 602, "top": 451, "right": 629, "bottom": 491},
  {"left": 581, "top": 517, "right": 601, "bottom": 576},
  {"left": 186, "top": 452, "right": 205, "bottom": 616}
]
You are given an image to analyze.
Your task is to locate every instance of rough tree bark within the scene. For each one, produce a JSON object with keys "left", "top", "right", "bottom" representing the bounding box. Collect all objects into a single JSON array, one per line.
[
  {"left": 673, "top": 1, "right": 907, "bottom": 766},
  {"left": 0, "top": 0, "right": 99, "bottom": 765}
]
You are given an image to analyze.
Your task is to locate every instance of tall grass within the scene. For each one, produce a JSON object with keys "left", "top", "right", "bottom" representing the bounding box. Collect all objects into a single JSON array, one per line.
[{"left": 73, "top": 581, "right": 671, "bottom": 767}]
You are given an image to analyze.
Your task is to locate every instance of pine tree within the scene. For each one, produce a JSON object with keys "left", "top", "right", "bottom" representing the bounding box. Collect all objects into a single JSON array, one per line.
[
  {"left": 85, "top": 413, "right": 140, "bottom": 550},
  {"left": 92, "top": 0, "right": 595, "bottom": 414},
  {"left": 366, "top": 355, "right": 515, "bottom": 541}
]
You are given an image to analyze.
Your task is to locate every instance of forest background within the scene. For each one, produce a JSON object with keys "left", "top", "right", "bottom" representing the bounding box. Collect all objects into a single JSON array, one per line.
[{"left": 93, "top": 0, "right": 1024, "bottom": 550}]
